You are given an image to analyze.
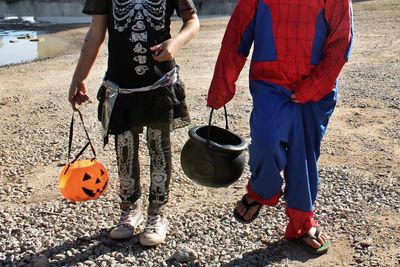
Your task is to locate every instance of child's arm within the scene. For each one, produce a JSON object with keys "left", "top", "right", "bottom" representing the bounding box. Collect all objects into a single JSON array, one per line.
[
  {"left": 68, "top": 15, "right": 107, "bottom": 111},
  {"left": 294, "top": 0, "right": 354, "bottom": 104},
  {"left": 150, "top": 11, "right": 200, "bottom": 62},
  {"left": 207, "top": 0, "right": 258, "bottom": 110}
]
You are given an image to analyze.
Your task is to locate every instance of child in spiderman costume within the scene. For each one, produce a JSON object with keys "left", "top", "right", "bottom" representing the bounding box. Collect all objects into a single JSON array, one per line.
[{"left": 208, "top": 0, "right": 353, "bottom": 254}]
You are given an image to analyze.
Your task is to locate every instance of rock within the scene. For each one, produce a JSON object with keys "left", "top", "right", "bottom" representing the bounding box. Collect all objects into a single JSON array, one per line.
[
  {"left": 31, "top": 255, "right": 50, "bottom": 267},
  {"left": 360, "top": 238, "right": 373, "bottom": 248},
  {"left": 172, "top": 246, "right": 198, "bottom": 263},
  {"left": 23, "top": 254, "right": 32, "bottom": 262}
]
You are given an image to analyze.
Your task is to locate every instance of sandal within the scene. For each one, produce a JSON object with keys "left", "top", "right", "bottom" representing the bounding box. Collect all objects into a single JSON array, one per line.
[
  {"left": 233, "top": 195, "right": 262, "bottom": 224},
  {"left": 298, "top": 227, "right": 331, "bottom": 255}
]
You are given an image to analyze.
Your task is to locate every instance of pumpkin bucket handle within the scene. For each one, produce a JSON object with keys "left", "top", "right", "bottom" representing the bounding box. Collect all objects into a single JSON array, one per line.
[{"left": 67, "top": 110, "right": 97, "bottom": 163}]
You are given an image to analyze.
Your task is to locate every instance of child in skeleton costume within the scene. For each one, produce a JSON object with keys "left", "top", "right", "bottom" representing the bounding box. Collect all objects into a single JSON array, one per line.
[
  {"left": 208, "top": 0, "right": 353, "bottom": 254},
  {"left": 68, "top": 0, "right": 199, "bottom": 246}
]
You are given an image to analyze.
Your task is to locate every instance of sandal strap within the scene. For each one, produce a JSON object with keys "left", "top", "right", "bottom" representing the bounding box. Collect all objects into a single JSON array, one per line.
[
  {"left": 241, "top": 195, "right": 261, "bottom": 209},
  {"left": 302, "top": 227, "right": 320, "bottom": 241},
  {"left": 315, "top": 228, "right": 320, "bottom": 238}
]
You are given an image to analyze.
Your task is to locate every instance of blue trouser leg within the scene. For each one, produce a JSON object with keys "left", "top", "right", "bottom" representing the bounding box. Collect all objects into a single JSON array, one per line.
[
  {"left": 284, "top": 89, "right": 337, "bottom": 211},
  {"left": 248, "top": 80, "right": 337, "bottom": 213},
  {"left": 247, "top": 81, "right": 293, "bottom": 203}
]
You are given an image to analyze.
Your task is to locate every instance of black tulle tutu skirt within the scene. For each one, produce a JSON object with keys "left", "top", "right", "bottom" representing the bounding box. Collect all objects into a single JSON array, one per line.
[{"left": 97, "top": 79, "right": 190, "bottom": 135}]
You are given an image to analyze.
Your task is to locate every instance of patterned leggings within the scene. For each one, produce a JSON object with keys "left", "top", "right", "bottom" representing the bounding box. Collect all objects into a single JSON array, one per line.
[{"left": 115, "top": 127, "right": 172, "bottom": 211}]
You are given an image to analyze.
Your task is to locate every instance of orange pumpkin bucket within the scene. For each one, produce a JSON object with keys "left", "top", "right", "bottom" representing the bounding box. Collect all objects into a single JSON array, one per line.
[{"left": 59, "top": 110, "right": 108, "bottom": 202}]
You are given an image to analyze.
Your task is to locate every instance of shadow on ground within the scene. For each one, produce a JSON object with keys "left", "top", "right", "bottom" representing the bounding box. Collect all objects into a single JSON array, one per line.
[
  {"left": 2, "top": 230, "right": 152, "bottom": 266},
  {"left": 222, "top": 239, "right": 321, "bottom": 266}
]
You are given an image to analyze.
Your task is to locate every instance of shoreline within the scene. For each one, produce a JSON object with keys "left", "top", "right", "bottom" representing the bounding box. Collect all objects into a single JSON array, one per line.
[{"left": 0, "top": 21, "right": 89, "bottom": 33}]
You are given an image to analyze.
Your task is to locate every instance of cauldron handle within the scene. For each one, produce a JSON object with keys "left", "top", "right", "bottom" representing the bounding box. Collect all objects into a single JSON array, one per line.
[{"left": 207, "top": 105, "right": 229, "bottom": 147}]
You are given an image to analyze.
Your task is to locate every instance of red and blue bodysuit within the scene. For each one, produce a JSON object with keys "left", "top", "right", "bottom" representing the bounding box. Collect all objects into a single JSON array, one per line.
[{"left": 207, "top": 0, "right": 353, "bottom": 239}]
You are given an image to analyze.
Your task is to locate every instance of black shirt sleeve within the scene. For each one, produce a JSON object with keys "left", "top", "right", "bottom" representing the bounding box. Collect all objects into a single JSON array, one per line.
[
  {"left": 82, "top": 0, "right": 108, "bottom": 15},
  {"left": 175, "top": 0, "right": 197, "bottom": 17}
]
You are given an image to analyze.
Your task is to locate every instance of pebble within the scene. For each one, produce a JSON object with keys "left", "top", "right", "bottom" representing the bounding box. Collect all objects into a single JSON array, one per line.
[
  {"left": 172, "top": 246, "right": 198, "bottom": 263},
  {"left": 360, "top": 238, "right": 373, "bottom": 248},
  {"left": 31, "top": 255, "right": 50, "bottom": 267}
]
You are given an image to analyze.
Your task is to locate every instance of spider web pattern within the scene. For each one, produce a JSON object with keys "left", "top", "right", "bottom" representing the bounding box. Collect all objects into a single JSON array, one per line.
[{"left": 208, "top": 0, "right": 353, "bottom": 108}]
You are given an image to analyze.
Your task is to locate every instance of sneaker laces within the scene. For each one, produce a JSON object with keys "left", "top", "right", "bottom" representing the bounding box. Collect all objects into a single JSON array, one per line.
[
  {"left": 117, "top": 206, "right": 140, "bottom": 227},
  {"left": 144, "top": 215, "right": 163, "bottom": 233}
]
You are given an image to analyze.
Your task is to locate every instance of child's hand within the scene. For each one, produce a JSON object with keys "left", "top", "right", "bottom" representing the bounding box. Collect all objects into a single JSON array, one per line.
[
  {"left": 68, "top": 81, "right": 89, "bottom": 111},
  {"left": 291, "top": 94, "right": 300, "bottom": 103},
  {"left": 150, "top": 39, "right": 178, "bottom": 62}
]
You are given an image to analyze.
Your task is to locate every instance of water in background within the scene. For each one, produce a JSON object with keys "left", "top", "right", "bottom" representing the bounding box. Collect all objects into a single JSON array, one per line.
[
  {"left": 0, "top": 0, "right": 88, "bottom": 67},
  {"left": 0, "top": 30, "right": 38, "bottom": 66},
  {"left": 0, "top": 29, "right": 68, "bottom": 66},
  {"left": 0, "top": 4, "right": 88, "bottom": 66}
]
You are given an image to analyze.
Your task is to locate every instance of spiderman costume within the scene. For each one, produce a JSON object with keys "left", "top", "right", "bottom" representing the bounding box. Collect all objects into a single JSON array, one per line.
[{"left": 207, "top": 0, "right": 353, "bottom": 240}]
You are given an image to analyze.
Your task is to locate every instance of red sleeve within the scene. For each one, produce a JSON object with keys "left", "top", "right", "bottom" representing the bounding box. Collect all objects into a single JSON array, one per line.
[
  {"left": 295, "top": 0, "right": 354, "bottom": 104},
  {"left": 207, "top": 0, "right": 258, "bottom": 110}
]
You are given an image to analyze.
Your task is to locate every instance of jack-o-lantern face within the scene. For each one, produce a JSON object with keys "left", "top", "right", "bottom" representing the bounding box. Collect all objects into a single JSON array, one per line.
[
  {"left": 59, "top": 159, "right": 109, "bottom": 202},
  {"left": 81, "top": 170, "right": 108, "bottom": 197}
]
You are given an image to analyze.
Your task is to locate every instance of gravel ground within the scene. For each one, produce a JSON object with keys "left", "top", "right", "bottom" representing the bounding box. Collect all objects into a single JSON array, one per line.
[{"left": 0, "top": 1, "right": 399, "bottom": 266}]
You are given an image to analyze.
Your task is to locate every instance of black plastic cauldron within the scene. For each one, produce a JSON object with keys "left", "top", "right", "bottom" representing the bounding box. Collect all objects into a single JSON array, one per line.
[{"left": 180, "top": 106, "right": 248, "bottom": 188}]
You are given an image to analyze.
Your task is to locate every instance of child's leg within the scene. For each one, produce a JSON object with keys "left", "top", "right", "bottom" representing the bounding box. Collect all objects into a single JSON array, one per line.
[
  {"left": 146, "top": 127, "right": 172, "bottom": 215},
  {"left": 284, "top": 90, "right": 337, "bottom": 239},
  {"left": 115, "top": 129, "right": 141, "bottom": 203},
  {"left": 247, "top": 81, "right": 294, "bottom": 205},
  {"left": 140, "top": 127, "right": 171, "bottom": 246},
  {"left": 110, "top": 129, "right": 143, "bottom": 240}
]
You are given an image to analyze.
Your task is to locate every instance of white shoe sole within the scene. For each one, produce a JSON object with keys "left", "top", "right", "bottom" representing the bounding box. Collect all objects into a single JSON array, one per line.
[{"left": 139, "top": 234, "right": 166, "bottom": 246}]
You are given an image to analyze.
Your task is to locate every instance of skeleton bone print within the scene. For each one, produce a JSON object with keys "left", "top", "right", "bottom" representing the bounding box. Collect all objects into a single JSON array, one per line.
[
  {"left": 148, "top": 128, "right": 169, "bottom": 204},
  {"left": 112, "top": 0, "right": 166, "bottom": 75},
  {"left": 116, "top": 131, "right": 137, "bottom": 201}
]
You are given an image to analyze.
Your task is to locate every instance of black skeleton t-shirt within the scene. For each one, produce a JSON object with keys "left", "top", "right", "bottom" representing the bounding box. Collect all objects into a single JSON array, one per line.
[{"left": 83, "top": 0, "right": 197, "bottom": 88}]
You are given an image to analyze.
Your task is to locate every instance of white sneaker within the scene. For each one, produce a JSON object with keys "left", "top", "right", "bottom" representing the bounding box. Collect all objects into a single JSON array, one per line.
[
  {"left": 139, "top": 215, "right": 168, "bottom": 246},
  {"left": 109, "top": 202, "right": 143, "bottom": 240}
]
